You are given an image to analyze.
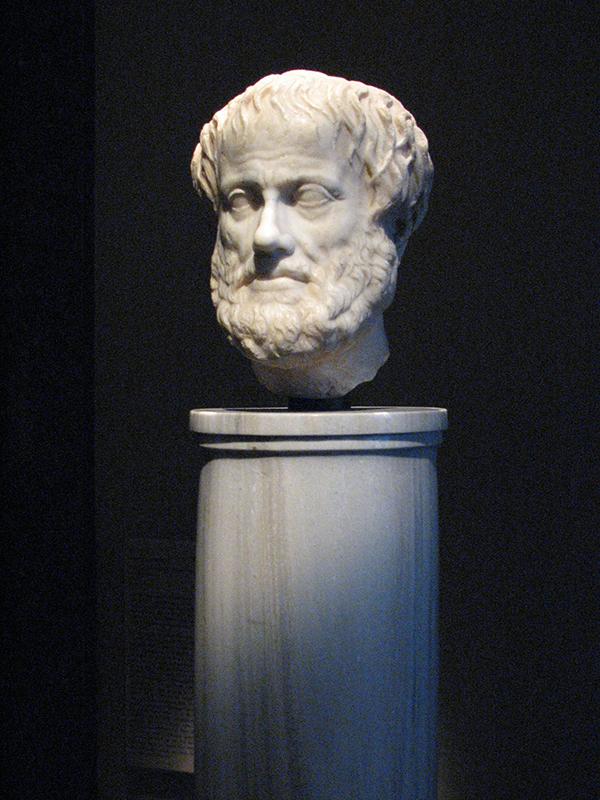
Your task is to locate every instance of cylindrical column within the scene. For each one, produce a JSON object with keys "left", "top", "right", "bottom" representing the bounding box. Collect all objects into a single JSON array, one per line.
[{"left": 190, "top": 407, "right": 447, "bottom": 800}]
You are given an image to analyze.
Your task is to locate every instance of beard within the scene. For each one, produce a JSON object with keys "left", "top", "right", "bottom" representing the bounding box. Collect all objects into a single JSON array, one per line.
[{"left": 210, "top": 223, "right": 399, "bottom": 365}]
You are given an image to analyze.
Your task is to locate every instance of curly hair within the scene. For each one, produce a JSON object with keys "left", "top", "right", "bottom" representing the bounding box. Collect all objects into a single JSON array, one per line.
[{"left": 191, "top": 70, "right": 433, "bottom": 242}]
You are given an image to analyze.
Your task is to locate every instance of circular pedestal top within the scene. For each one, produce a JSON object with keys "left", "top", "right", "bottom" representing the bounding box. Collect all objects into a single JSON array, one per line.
[{"left": 189, "top": 407, "right": 448, "bottom": 437}]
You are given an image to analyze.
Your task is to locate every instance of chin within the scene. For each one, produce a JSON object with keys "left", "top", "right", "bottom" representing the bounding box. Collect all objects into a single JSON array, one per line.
[{"left": 215, "top": 294, "right": 349, "bottom": 362}]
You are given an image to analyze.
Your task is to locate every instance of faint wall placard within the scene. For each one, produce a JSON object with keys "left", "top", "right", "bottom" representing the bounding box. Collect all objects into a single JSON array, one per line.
[{"left": 125, "top": 538, "right": 195, "bottom": 775}]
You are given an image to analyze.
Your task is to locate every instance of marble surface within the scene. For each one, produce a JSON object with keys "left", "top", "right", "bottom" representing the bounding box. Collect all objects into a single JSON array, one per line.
[
  {"left": 190, "top": 406, "right": 448, "bottom": 437},
  {"left": 192, "top": 408, "right": 445, "bottom": 798},
  {"left": 191, "top": 70, "right": 433, "bottom": 398}
]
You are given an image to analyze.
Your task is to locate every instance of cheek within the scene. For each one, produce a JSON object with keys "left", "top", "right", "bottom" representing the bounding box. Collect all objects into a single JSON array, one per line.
[
  {"left": 218, "top": 215, "right": 255, "bottom": 259},
  {"left": 294, "top": 206, "right": 362, "bottom": 252}
]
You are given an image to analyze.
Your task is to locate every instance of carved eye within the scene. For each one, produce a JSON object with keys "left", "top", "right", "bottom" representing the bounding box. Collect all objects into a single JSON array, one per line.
[
  {"left": 293, "top": 184, "right": 335, "bottom": 209},
  {"left": 227, "top": 189, "right": 252, "bottom": 211}
]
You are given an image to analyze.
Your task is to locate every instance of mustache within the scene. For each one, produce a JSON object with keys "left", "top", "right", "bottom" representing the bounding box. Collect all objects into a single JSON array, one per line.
[{"left": 235, "top": 254, "right": 315, "bottom": 288}]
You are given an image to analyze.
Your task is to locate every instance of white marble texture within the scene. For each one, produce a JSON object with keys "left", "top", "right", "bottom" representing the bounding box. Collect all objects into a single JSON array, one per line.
[
  {"left": 190, "top": 406, "right": 447, "bottom": 437},
  {"left": 192, "top": 408, "right": 446, "bottom": 799},
  {"left": 191, "top": 70, "right": 433, "bottom": 398}
]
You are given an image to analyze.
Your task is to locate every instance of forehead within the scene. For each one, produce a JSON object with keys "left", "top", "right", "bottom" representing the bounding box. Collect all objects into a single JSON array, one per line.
[{"left": 218, "top": 116, "right": 356, "bottom": 190}]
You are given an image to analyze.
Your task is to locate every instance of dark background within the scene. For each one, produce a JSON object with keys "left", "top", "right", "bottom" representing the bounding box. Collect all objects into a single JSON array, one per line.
[{"left": 4, "top": 1, "right": 596, "bottom": 798}]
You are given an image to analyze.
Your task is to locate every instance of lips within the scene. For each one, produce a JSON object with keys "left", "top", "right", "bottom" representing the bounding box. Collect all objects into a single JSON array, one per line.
[
  {"left": 238, "top": 263, "right": 311, "bottom": 289},
  {"left": 254, "top": 269, "right": 309, "bottom": 282},
  {"left": 250, "top": 274, "right": 309, "bottom": 293}
]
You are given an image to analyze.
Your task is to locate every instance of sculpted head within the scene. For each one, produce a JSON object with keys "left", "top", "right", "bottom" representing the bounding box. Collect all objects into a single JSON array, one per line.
[{"left": 191, "top": 70, "right": 433, "bottom": 397}]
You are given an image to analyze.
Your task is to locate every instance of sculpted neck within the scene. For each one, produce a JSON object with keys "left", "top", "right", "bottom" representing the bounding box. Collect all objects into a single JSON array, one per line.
[{"left": 252, "top": 313, "right": 389, "bottom": 399}]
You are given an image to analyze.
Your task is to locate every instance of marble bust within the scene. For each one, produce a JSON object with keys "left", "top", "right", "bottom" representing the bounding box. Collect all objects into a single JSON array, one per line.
[{"left": 191, "top": 70, "right": 433, "bottom": 398}]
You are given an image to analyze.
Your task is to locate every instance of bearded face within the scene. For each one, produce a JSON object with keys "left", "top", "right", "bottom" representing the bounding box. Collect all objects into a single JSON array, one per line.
[
  {"left": 211, "top": 221, "right": 399, "bottom": 364},
  {"left": 209, "top": 117, "right": 400, "bottom": 367}
]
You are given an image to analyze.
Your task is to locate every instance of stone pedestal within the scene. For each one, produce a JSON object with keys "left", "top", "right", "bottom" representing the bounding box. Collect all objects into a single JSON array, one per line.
[{"left": 190, "top": 407, "right": 447, "bottom": 800}]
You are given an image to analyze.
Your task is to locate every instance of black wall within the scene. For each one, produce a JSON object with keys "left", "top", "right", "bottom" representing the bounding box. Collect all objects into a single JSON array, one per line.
[{"left": 6, "top": 2, "right": 596, "bottom": 798}]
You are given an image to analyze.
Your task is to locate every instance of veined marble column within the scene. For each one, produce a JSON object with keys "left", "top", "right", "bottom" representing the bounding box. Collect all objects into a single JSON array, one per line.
[{"left": 190, "top": 407, "right": 447, "bottom": 800}]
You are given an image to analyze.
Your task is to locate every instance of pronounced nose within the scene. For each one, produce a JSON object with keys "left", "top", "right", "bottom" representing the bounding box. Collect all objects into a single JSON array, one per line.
[{"left": 252, "top": 195, "right": 295, "bottom": 257}]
